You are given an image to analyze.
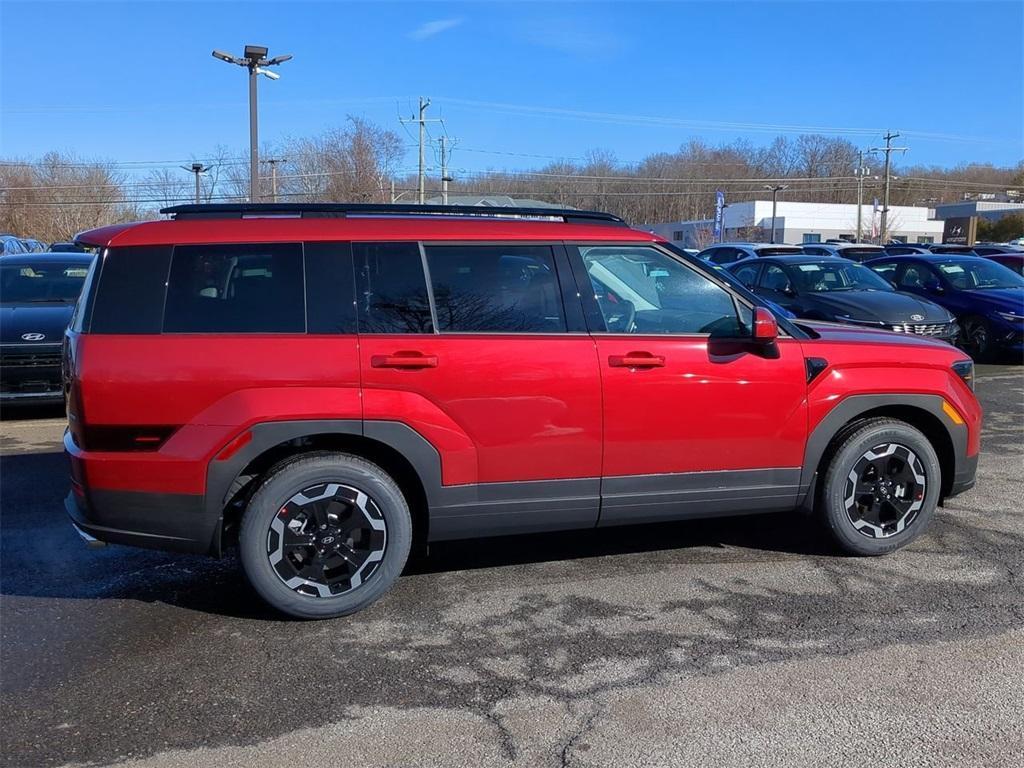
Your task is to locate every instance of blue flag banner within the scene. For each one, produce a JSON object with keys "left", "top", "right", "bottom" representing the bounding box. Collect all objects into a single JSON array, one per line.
[{"left": 714, "top": 190, "right": 725, "bottom": 241}]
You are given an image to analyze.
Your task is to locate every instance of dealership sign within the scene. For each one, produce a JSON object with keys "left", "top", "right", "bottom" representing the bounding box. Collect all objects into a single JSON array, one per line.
[
  {"left": 943, "top": 216, "right": 977, "bottom": 245},
  {"left": 714, "top": 190, "right": 725, "bottom": 242}
]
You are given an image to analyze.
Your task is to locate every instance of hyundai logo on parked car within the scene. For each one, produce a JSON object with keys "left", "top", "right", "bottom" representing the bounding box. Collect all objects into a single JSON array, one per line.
[
  {"left": 20, "top": 332, "right": 46, "bottom": 341},
  {"left": 910, "top": 314, "right": 925, "bottom": 322}
]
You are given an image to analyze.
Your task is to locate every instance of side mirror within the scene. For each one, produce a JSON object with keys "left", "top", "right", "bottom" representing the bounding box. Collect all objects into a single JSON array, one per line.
[
  {"left": 753, "top": 307, "right": 779, "bottom": 342},
  {"left": 923, "top": 280, "right": 944, "bottom": 294}
]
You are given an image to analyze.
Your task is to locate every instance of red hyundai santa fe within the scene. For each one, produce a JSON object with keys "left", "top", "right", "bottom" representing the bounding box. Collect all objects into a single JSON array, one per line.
[{"left": 63, "top": 204, "right": 981, "bottom": 618}]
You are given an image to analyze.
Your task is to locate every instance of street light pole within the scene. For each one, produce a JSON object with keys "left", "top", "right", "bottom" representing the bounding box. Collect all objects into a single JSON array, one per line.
[
  {"left": 181, "top": 163, "right": 210, "bottom": 204},
  {"left": 764, "top": 184, "right": 788, "bottom": 243},
  {"left": 213, "top": 46, "right": 292, "bottom": 203},
  {"left": 855, "top": 151, "right": 869, "bottom": 243}
]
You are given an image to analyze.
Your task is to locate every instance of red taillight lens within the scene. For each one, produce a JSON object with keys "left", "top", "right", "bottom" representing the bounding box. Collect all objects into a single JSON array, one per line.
[{"left": 80, "top": 425, "right": 178, "bottom": 452}]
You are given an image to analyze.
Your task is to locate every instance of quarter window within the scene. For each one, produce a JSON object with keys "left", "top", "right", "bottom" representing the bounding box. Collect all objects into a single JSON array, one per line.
[
  {"left": 581, "top": 245, "right": 743, "bottom": 335},
  {"left": 353, "top": 242, "right": 433, "bottom": 334},
  {"left": 163, "top": 243, "right": 305, "bottom": 333},
  {"left": 424, "top": 245, "right": 566, "bottom": 333}
]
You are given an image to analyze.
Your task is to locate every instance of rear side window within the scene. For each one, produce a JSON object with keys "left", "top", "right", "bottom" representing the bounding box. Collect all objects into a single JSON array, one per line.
[
  {"left": 354, "top": 242, "right": 433, "bottom": 333},
  {"left": 90, "top": 246, "right": 172, "bottom": 334},
  {"left": 163, "top": 243, "right": 305, "bottom": 333},
  {"left": 425, "top": 245, "right": 567, "bottom": 333}
]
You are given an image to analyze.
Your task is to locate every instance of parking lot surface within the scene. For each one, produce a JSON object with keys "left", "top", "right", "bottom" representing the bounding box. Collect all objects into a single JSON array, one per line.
[{"left": 1, "top": 365, "right": 1022, "bottom": 768}]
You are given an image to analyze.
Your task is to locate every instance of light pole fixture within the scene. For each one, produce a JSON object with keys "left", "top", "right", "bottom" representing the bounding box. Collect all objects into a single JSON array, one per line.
[
  {"left": 212, "top": 46, "right": 292, "bottom": 203},
  {"left": 764, "top": 184, "right": 789, "bottom": 243}
]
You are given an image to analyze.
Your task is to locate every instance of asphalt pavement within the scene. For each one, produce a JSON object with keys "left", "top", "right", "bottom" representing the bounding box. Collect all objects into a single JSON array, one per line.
[{"left": 1, "top": 365, "right": 1022, "bottom": 768}]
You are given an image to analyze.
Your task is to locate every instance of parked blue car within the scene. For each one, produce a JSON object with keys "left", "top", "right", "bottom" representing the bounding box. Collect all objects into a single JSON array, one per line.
[{"left": 866, "top": 254, "right": 1024, "bottom": 361}]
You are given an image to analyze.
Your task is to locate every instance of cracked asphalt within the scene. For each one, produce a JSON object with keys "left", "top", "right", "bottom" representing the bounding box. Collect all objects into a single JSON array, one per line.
[{"left": 1, "top": 364, "right": 1022, "bottom": 768}]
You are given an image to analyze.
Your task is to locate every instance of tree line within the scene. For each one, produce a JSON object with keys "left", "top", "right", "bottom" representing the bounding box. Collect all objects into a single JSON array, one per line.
[{"left": 2, "top": 116, "right": 1021, "bottom": 241}]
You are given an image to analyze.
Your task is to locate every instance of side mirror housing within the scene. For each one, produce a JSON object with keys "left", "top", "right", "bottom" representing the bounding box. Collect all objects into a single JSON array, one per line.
[
  {"left": 753, "top": 307, "right": 779, "bottom": 342},
  {"left": 924, "top": 280, "right": 944, "bottom": 294}
]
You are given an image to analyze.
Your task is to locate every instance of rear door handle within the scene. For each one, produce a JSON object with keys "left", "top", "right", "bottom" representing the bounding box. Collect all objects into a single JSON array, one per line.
[
  {"left": 608, "top": 352, "right": 665, "bottom": 368},
  {"left": 371, "top": 352, "right": 438, "bottom": 369}
]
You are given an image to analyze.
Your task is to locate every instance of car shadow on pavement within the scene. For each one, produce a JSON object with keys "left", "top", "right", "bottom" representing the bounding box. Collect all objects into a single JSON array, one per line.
[{"left": 1, "top": 447, "right": 836, "bottom": 621}]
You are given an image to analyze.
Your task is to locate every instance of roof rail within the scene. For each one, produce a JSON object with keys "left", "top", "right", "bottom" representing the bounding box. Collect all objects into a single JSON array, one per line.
[{"left": 159, "top": 202, "right": 627, "bottom": 226}]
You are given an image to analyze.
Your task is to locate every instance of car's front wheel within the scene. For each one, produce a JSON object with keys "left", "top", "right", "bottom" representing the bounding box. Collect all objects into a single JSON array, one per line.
[
  {"left": 959, "top": 315, "right": 993, "bottom": 361},
  {"left": 819, "top": 418, "right": 941, "bottom": 556},
  {"left": 239, "top": 452, "right": 412, "bottom": 619}
]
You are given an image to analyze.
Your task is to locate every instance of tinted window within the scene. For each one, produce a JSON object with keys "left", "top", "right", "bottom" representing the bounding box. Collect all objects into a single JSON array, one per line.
[
  {"left": 897, "top": 262, "right": 936, "bottom": 289},
  {"left": 709, "top": 248, "right": 739, "bottom": 265},
  {"left": 425, "top": 245, "right": 566, "bottom": 333},
  {"left": 761, "top": 265, "right": 792, "bottom": 293},
  {"left": 934, "top": 259, "right": 1024, "bottom": 289},
  {"left": 91, "top": 246, "right": 172, "bottom": 334},
  {"left": 163, "top": 243, "right": 304, "bottom": 333},
  {"left": 354, "top": 242, "right": 433, "bottom": 334},
  {"left": 581, "top": 245, "right": 742, "bottom": 335},
  {"left": 304, "top": 242, "right": 356, "bottom": 334},
  {"left": 732, "top": 263, "right": 760, "bottom": 288},
  {"left": 869, "top": 261, "right": 900, "bottom": 283}
]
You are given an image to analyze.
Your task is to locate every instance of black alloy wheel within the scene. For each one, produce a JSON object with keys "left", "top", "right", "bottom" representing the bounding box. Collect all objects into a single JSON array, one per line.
[{"left": 843, "top": 442, "right": 927, "bottom": 539}]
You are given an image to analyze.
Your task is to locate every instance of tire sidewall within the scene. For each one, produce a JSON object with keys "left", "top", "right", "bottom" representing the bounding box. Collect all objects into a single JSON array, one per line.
[
  {"left": 822, "top": 423, "right": 941, "bottom": 556},
  {"left": 239, "top": 455, "right": 412, "bottom": 619}
]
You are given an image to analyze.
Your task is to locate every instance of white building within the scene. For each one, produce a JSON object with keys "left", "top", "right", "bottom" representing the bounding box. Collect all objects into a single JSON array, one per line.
[{"left": 646, "top": 200, "right": 945, "bottom": 249}]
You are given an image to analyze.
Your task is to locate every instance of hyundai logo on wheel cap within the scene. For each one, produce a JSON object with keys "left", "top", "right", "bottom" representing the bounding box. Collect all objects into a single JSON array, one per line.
[{"left": 20, "top": 332, "right": 45, "bottom": 341}]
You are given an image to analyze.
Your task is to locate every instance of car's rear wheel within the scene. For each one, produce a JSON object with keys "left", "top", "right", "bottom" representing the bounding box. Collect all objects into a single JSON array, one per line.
[
  {"left": 959, "top": 315, "right": 992, "bottom": 361},
  {"left": 239, "top": 452, "right": 412, "bottom": 619},
  {"left": 820, "top": 418, "right": 941, "bottom": 556}
]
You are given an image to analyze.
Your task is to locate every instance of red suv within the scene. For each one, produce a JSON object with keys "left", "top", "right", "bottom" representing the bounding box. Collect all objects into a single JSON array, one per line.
[{"left": 63, "top": 204, "right": 981, "bottom": 619}]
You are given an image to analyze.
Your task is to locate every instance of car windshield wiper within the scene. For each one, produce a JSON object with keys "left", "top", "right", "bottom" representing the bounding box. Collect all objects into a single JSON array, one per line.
[{"left": 25, "top": 298, "right": 73, "bottom": 303}]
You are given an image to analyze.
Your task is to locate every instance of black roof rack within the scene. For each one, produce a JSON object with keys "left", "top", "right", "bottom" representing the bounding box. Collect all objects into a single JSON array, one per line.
[{"left": 159, "top": 202, "right": 627, "bottom": 226}]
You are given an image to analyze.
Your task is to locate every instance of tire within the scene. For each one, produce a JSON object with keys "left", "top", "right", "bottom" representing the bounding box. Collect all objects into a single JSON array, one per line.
[
  {"left": 239, "top": 452, "right": 412, "bottom": 619},
  {"left": 958, "top": 315, "right": 993, "bottom": 362},
  {"left": 819, "top": 418, "right": 941, "bottom": 556}
]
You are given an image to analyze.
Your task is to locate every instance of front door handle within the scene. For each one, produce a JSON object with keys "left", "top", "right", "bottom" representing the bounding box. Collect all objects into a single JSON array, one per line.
[
  {"left": 371, "top": 352, "right": 438, "bottom": 369},
  {"left": 608, "top": 352, "right": 665, "bottom": 368}
]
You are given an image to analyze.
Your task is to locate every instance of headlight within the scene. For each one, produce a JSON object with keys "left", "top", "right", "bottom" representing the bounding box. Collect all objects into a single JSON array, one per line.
[
  {"left": 995, "top": 311, "right": 1024, "bottom": 323},
  {"left": 951, "top": 359, "right": 975, "bottom": 391}
]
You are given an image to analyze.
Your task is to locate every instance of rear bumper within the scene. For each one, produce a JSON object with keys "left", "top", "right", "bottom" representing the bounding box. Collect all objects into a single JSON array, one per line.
[
  {"left": 64, "top": 430, "right": 221, "bottom": 556},
  {"left": 63, "top": 488, "right": 221, "bottom": 555}
]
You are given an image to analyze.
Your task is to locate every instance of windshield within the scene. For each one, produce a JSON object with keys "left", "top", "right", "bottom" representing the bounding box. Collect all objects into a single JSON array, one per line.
[
  {"left": 935, "top": 260, "right": 1024, "bottom": 290},
  {"left": 0, "top": 262, "right": 91, "bottom": 304},
  {"left": 791, "top": 262, "right": 894, "bottom": 293}
]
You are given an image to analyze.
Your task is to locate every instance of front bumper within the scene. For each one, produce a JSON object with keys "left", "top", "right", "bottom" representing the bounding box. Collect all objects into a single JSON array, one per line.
[{"left": 948, "top": 452, "right": 978, "bottom": 498}]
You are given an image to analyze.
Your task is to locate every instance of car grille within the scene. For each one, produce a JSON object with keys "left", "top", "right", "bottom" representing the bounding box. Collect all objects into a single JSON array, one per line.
[
  {"left": 890, "top": 322, "right": 953, "bottom": 337},
  {"left": 0, "top": 345, "right": 62, "bottom": 369}
]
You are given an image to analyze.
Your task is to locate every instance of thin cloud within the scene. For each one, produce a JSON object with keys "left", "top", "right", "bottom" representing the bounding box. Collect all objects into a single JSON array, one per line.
[{"left": 408, "top": 18, "right": 464, "bottom": 41}]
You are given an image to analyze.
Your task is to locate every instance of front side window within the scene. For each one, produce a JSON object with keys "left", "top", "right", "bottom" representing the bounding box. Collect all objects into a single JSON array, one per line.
[
  {"left": 164, "top": 243, "right": 305, "bottom": 333},
  {"left": 761, "top": 264, "right": 793, "bottom": 293},
  {"left": 581, "top": 245, "right": 743, "bottom": 335},
  {"left": 898, "top": 262, "right": 937, "bottom": 289},
  {"left": 425, "top": 245, "right": 566, "bottom": 333},
  {"left": 353, "top": 242, "right": 433, "bottom": 334},
  {"left": 732, "top": 263, "right": 760, "bottom": 288}
]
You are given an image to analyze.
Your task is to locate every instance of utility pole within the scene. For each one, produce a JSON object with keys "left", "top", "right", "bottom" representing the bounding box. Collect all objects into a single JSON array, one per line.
[
  {"left": 854, "top": 151, "right": 870, "bottom": 243},
  {"left": 764, "top": 184, "right": 789, "bottom": 243},
  {"left": 181, "top": 163, "right": 210, "bottom": 204},
  {"left": 869, "top": 131, "right": 909, "bottom": 244},
  {"left": 264, "top": 158, "right": 285, "bottom": 202},
  {"left": 439, "top": 136, "right": 454, "bottom": 205},
  {"left": 400, "top": 97, "right": 443, "bottom": 204},
  {"left": 212, "top": 46, "right": 292, "bottom": 203}
]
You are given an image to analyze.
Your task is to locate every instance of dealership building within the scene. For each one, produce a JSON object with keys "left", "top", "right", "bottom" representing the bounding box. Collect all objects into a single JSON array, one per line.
[{"left": 645, "top": 200, "right": 945, "bottom": 249}]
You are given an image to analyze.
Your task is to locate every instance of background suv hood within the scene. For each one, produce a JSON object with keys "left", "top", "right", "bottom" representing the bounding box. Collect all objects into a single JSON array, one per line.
[
  {"left": 806, "top": 291, "right": 951, "bottom": 323},
  {"left": 0, "top": 305, "right": 74, "bottom": 345}
]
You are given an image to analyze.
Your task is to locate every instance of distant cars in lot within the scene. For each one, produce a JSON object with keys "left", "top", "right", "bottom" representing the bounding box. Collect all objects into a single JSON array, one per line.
[
  {"left": 866, "top": 254, "right": 1024, "bottom": 360},
  {"left": 0, "top": 252, "right": 95, "bottom": 403},
  {"left": 19, "top": 238, "right": 47, "bottom": 253},
  {"left": 981, "top": 251, "right": 1024, "bottom": 276},
  {"left": 970, "top": 244, "right": 1023, "bottom": 257},
  {"left": 1, "top": 235, "right": 30, "bottom": 256},
  {"left": 727, "top": 255, "right": 958, "bottom": 342},
  {"left": 801, "top": 243, "right": 885, "bottom": 262},
  {"left": 883, "top": 243, "right": 976, "bottom": 257},
  {"left": 47, "top": 241, "right": 91, "bottom": 253},
  {"left": 697, "top": 243, "right": 803, "bottom": 265}
]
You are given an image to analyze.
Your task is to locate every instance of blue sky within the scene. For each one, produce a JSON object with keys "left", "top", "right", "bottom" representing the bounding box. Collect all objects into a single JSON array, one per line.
[{"left": 1, "top": 0, "right": 1022, "bottom": 180}]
